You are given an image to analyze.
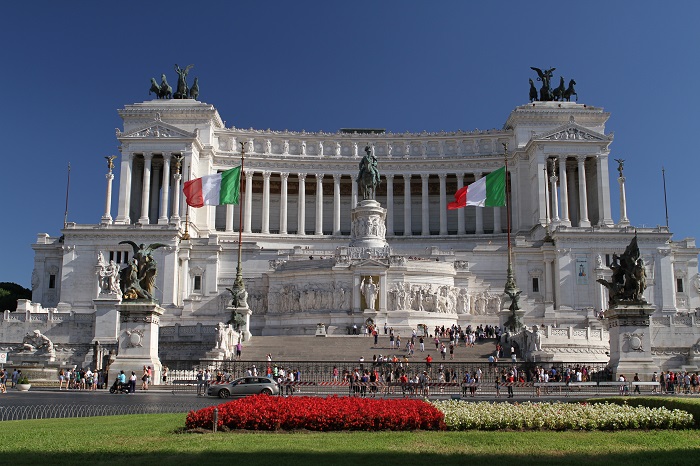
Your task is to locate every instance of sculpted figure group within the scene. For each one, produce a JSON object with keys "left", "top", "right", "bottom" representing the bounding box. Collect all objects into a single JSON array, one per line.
[
  {"left": 149, "top": 64, "right": 199, "bottom": 100},
  {"left": 597, "top": 235, "right": 647, "bottom": 306},
  {"left": 529, "top": 67, "right": 577, "bottom": 102}
]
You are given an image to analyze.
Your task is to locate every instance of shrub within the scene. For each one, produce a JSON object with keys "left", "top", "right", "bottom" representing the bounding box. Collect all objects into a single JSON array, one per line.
[
  {"left": 596, "top": 397, "right": 700, "bottom": 429},
  {"left": 186, "top": 395, "right": 445, "bottom": 431}
]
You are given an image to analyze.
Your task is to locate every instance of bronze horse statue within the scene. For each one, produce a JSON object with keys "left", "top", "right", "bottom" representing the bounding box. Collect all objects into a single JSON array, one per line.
[
  {"left": 552, "top": 77, "right": 566, "bottom": 101},
  {"left": 149, "top": 75, "right": 172, "bottom": 99},
  {"left": 528, "top": 78, "right": 537, "bottom": 102},
  {"left": 563, "top": 79, "right": 577, "bottom": 102}
]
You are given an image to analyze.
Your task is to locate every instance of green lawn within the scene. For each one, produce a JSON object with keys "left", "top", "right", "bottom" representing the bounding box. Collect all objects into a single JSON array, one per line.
[{"left": 0, "top": 413, "right": 699, "bottom": 465}]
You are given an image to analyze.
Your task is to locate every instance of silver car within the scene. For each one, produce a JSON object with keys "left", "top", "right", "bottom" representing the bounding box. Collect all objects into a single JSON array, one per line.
[{"left": 207, "top": 376, "right": 280, "bottom": 399}]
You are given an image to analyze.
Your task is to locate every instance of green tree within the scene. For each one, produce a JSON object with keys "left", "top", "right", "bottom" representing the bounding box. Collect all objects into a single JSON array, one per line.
[{"left": 0, "top": 282, "right": 31, "bottom": 311}]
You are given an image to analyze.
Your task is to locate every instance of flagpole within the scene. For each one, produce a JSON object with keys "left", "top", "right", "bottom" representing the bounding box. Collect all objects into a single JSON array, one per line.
[
  {"left": 502, "top": 143, "right": 521, "bottom": 332},
  {"left": 63, "top": 162, "right": 71, "bottom": 229},
  {"left": 662, "top": 166, "right": 669, "bottom": 229},
  {"left": 232, "top": 142, "right": 247, "bottom": 318}
]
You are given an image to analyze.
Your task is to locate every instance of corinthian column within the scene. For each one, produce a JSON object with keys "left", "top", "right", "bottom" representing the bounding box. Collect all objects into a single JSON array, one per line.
[
  {"left": 421, "top": 174, "right": 430, "bottom": 236},
  {"left": 558, "top": 156, "right": 570, "bottom": 226},
  {"left": 439, "top": 173, "right": 447, "bottom": 235},
  {"left": 577, "top": 156, "right": 591, "bottom": 227},
  {"left": 115, "top": 152, "right": 132, "bottom": 224},
  {"left": 332, "top": 174, "right": 341, "bottom": 235},
  {"left": 262, "top": 170, "right": 271, "bottom": 234},
  {"left": 158, "top": 155, "right": 171, "bottom": 224},
  {"left": 139, "top": 153, "right": 153, "bottom": 224},
  {"left": 297, "top": 173, "right": 306, "bottom": 235},
  {"left": 244, "top": 170, "right": 253, "bottom": 233},
  {"left": 618, "top": 175, "right": 630, "bottom": 226},
  {"left": 102, "top": 169, "right": 114, "bottom": 225},
  {"left": 403, "top": 174, "right": 412, "bottom": 236},
  {"left": 386, "top": 174, "right": 394, "bottom": 236},
  {"left": 280, "top": 172, "right": 289, "bottom": 234},
  {"left": 315, "top": 173, "right": 324, "bottom": 235}
]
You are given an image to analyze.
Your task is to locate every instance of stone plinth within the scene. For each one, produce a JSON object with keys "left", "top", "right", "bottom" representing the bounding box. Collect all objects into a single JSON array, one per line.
[
  {"left": 605, "top": 303, "right": 659, "bottom": 380},
  {"left": 93, "top": 295, "right": 121, "bottom": 345},
  {"left": 108, "top": 302, "right": 164, "bottom": 385},
  {"left": 349, "top": 200, "right": 388, "bottom": 248}
]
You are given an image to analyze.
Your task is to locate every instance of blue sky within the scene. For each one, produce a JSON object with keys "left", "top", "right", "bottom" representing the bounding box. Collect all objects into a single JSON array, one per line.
[{"left": 2, "top": 1, "right": 699, "bottom": 288}]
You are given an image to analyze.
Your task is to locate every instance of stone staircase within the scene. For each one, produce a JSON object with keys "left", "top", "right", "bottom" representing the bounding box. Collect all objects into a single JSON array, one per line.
[{"left": 238, "top": 334, "right": 498, "bottom": 362}]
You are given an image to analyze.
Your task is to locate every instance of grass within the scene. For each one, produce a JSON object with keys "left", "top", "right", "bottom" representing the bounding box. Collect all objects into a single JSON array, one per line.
[{"left": 0, "top": 413, "right": 699, "bottom": 465}]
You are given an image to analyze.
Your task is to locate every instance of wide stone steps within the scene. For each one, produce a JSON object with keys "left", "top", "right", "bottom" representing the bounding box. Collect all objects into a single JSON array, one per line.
[{"left": 238, "top": 334, "right": 498, "bottom": 362}]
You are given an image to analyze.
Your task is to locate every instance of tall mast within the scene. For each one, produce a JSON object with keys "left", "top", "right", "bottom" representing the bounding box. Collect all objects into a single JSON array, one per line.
[{"left": 63, "top": 162, "right": 71, "bottom": 229}]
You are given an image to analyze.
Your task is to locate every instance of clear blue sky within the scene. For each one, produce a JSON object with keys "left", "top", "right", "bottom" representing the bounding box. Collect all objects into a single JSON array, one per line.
[{"left": 2, "top": 1, "right": 699, "bottom": 288}]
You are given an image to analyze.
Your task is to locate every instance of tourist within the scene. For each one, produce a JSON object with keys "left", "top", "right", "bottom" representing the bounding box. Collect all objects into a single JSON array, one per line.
[
  {"left": 440, "top": 343, "right": 447, "bottom": 360},
  {"left": 389, "top": 333, "right": 395, "bottom": 348},
  {"left": 129, "top": 371, "right": 137, "bottom": 394},
  {"left": 633, "top": 373, "right": 641, "bottom": 394},
  {"left": 619, "top": 374, "right": 627, "bottom": 395},
  {"left": 58, "top": 368, "right": 66, "bottom": 390},
  {"left": 651, "top": 372, "right": 658, "bottom": 394},
  {"left": 85, "top": 368, "right": 94, "bottom": 391},
  {"left": 449, "top": 343, "right": 454, "bottom": 360},
  {"left": 419, "top": 336, "right": 425, "bottom": 352},
  {"left": 141, "top": 366, "right": 149, "bottom": 390},
  {"left": 147, "top": 366, "right": 153, "bottom": 386},
  {"left": 384, "top": 323, "right": 388, "bottom": 335},
  {"left": 235, "top": 341, "right": 242, "bottom": 360},
  {"left": 352, "top": 324, "right": 358, "bottom": 335},
  {"left": 506, "top": 371, "right": 515, "bottom": 398},
  {"left": 196, "top": 370, "right": 204, "bottom": 396},
  {"left": 11, "top": 369, "right": 19, "bottom": 388},
  {"left": 0, "top": 369, "right": 6, "bottom": 394},
  {"left": 510, "top": 345, "right": 517, "bottom": 363},
  {"left": 118, "top": 370, "right": 127, "bottom": 392},
  {"left": 162, "top": 366, "right": 168, "bottom": 384},
  {"left": 204, "top": 369, "right": 212, "bottom": 391},
  {"left": 332, "top": 365, "right": 339, "bottom": 381},
  {"left": 434, "top": 336, "right": 440, "bottom": 350}
]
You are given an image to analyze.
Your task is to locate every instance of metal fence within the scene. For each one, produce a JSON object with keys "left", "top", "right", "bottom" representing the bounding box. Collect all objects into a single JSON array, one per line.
[
  {"left": 0, "top": 403, "right": 213, "bottom": 422},
  {"left": 164, "top": 360, "right": 616, "bottom": 397}
]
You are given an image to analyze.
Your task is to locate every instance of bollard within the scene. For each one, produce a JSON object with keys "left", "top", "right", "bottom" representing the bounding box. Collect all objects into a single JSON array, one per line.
[{"left": 213, "top": 407, "right": 218, "bottom": 433}]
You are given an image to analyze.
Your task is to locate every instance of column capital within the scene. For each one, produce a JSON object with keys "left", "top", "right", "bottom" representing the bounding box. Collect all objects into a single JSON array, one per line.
[
  {"left": 245, "top": 170, "right": 255, "bottom": 180},
  {"left": 473, "top": 171, "right": 483, "bottom": 178},
  {"left": 106, "top": 173, "right": 115, "bottom": 181},
  {"left": 315, "top": 173, "right": 324, "bottom": 180},
  {"left": 298, "top": 172, "right": 307, "bottom": 180},
  {"left": 262, "top": 170, "right": 271, "bottom": 179},
  {"left": 385, "top": 173, "right": 394, "bottom": 181},
  {"left": 420, "top": 173, "right": 429, "bottom": 181},
  {"left": 403, "top": 173, "right": 412, "bottom": 181},
  {"left": 576, "top": 155, "right": 587, "bottom": 163},
  {"left": 550, "top": 174, "right": 558, "bottom": 183},
  {"left": 143, "top": 152, "right": 153, "bottom": 161},
  {"left": 438, "top": 173, "right": 447, "bottom": 181},
  {"left": 280, "top": 172, "right": 289, "bottom": 181},
  {"left": 332, "top": 173, "right": 341, "bottom": 182}
]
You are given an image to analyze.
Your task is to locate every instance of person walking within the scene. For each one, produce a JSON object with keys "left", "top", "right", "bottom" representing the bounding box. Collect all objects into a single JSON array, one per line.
[
  {"left": 129, "top": 371, "right": 137, "bottom": 394},
  {"left": 633, "top": 373, "right": 641, "bottom": 394},
  {"left": 141, "top": 366, "right": 149, "bottom": 390},
  {"left": 419, "top": 336, "right": 425, "bottom": 352}
]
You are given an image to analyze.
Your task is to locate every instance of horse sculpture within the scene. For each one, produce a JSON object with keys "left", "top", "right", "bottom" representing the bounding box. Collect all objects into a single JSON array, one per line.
[
  {"left": 563, "top": 79, "right": 577, "bottom": 102},
  {"left": 189, "top": 77, "right": 199, "bottom": 100},
  {"left": 149, "top": 75, "right": 172, "bottom": 99},
  {"left": 552, "top": 76, "right": 566, "bottom": 101},
  {"left": 528, "top": 78, "right": 538, "bottom": 102},
  {"left": 357, "top": 145, "right": 380, "bottom": 200}
]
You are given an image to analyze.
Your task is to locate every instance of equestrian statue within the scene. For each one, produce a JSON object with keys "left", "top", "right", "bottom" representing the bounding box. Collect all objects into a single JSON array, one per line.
[{"left": 357, "top": 145, "right": 381, "bottom": 201}]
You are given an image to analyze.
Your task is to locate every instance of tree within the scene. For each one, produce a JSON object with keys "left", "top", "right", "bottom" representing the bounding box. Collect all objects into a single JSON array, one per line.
[{"left": 0, "top": 282, "right": 31, "bottom": 311}]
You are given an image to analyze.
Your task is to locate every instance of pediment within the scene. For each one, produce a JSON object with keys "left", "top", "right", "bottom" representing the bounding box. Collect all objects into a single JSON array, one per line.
[
  {"left": 117, "top": 121, "right": 195, "bottom": 139},
  {"left": 535, "top": 120, "right": 611, "bottom": 142}
]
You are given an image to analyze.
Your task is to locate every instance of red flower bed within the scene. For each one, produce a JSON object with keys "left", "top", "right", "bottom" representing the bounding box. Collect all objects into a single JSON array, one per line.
[{"left": 186, "top": 395, "right": 446, "bottom": 431}]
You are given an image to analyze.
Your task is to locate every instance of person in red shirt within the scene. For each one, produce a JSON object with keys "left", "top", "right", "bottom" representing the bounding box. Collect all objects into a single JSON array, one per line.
[{"left": 425, "top": 354, "right": 433, "bottom": 371}]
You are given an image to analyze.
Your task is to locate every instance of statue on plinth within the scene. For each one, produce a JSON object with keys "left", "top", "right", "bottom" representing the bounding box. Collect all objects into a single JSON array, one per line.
[
  {"left": 118, "top": 241, "right": 167, "bottom": 301},
  {"left": 530, "top": 66, "right": 556, "bottom": 101},
  {"left": 360, "top": 277, "right": 379, "bottom": 310},
  {"left": 357, "top": 145, "right": 380, "bottom": 200},
  {"left": 97, "top": 252, "right": 121, "bottom": 296},
  {"left": 597, "top": 235, "right": 647, "bottom": 306},
  {"left": 21, "top": 330, "right": 55, "bottom": 357},
  {"left": 173, "top": 64, "right": 194, "bottom": 99}
]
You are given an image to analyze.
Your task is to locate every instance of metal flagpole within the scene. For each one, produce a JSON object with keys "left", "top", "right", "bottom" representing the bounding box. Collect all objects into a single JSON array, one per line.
[
  {"left": 662, "top": 166, "right": 669, "bottom": 229},
  {"left": 63, "top": 162, "right": 71, "bottom": 229},
  {"left": 502, "top": 143, "right": 521, "bottom": 332},
  {"left": 231, "top": 142, "right": 247, "bottom": 328}
]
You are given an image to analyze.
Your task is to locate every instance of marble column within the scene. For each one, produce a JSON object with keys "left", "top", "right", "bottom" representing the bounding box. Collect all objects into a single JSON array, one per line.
[
  {"left": 577, "top": 156, "right": 591, "bottom": 227},
  {"left": 225, "top": 204, "right": 234, "bottom": 232},
  {"left": 558, "top": 156, "right": 570, "bottom": 226},
  {"left": 439, "top": 173, "right": 447, "bottom": 235},
  {"left": 102, "top": 172, "right": 114, "bottom": 225},
  {"left": 171, "top": 166, "right": 181, "bottom": 224},
  {"left": 618, "top": 176, "right": 630, "bottom": 226},
  {"left": 115, "top": 152, "right": 133, "bottom": 224},
  {"left": 297, "top": 173, "right": 306, "bottom": 235},
  {"left": 332, "top": 174, "right": 341, "bottom": 235},
  {"left": 315, "top": 173, "right": 324, "bottom": 235},
  {"left": 474, "top": 172, "right": 484, "bottom": 234},
  {"left": 244, "top": 171, "right": 253, "bottom": 234},
  {"left": 403, "top": 174, "right": 412, "bottom": 236},
  {"left": 567, "top": 165, "right": 577, "bottom": 226},
  {"left": 280, "top": 172, "right": 289, "bottom": 234},
  {"left": 597, "top": 155, "right": 615, "bottom": 226},
  {"left": 550, "top": 161, "right": 560, "bottom": 223},
  {"left": 386, "top": 174, "right": 394, "bottom": 236},
  {"left": 456, "top": 173, "right": 465, "bottom": 235},
  {"left": 261, "top": 170, "right": 271, "bottom": 234},
  {"left": 139, "top": 153, "right": 153, "bottom": 224},
  {"left": 493, "top": 206, "right": 502, "bottom": 234},
  {"left": 351, "top": 178, "right": 358, "bottom": 209},
  {"left": 421, "top": 174, "right": 430, "bottom": 236},
  {"left": 148, "top": 161, "right": 161, "bottom": 223},
  {"left": 158, "top": 155, "right": 171, "bottom": 224}
]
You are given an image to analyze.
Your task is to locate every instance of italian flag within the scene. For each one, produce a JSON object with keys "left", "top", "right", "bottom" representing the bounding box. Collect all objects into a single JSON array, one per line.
[
  {"left": 183, "top": 166, "right": 241, "bottom": 207},
  {"left": 448, "top": 166, "right": 506, "bottom": 209}
]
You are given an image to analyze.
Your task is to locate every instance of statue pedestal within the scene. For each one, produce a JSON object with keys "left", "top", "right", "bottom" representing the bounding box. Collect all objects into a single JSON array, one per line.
[
  {"left": 204, "top": 348, "right": 227, "bottom": 361},
  {"left": 529, "top": 350, "right": 555, "bottom": 363},
  {"left": 93, "top": 295, "right": 121, "bottom": 345},
  {"left": 605, "top": 303, "right": 658, "bottom": 380},
  {"left": 349, "top": 200, "right": 388, "bottom": 248},
  {"left": 498, "top": 309, "right": 526, "bottom": 332},
  {"left": 108, "top": 302, "right": 164, "bottom": 386}
]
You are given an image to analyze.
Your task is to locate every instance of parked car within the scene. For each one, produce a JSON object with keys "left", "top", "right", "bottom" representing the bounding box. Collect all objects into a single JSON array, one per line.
[{"left": 207, "top": 376, "right": 280, "bottom": 399}]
